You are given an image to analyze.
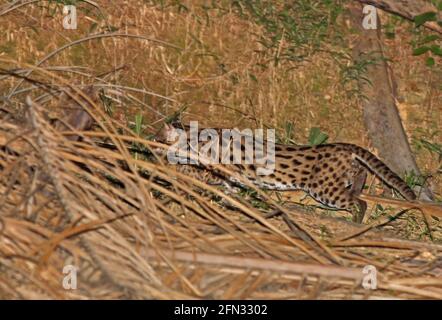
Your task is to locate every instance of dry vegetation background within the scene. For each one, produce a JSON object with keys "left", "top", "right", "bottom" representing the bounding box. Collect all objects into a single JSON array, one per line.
[{"left": 0, "top": 0, "right": 441, "bottom": 299}]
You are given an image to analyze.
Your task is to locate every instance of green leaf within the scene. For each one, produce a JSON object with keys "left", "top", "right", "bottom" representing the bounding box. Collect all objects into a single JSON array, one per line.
[
  {"left": 426, "top": 57, "right": 435, "bottom": 67},
  {"left": 134, "top": 114, "right": 143, "bottom": 136},
  {"left": 412, "top": 46, "right": 430, "bottom": 55},
  {"left": 430, "top": 45, "right": 442, "bottom": 56},
  {"left": 308, "top": 127, "right": 328, "bottom": 146},
  {"left": 249, "top": 73, "right": 258, "bottom": 82},
  {"left": 414, "top": 12, "right": 437, "bottom": 27},
  {"left": 283, "top": 121, "right": 294, "bottom": 142},
  {"left": 420, "top": 35, "right": 439, "bottom": 44},
  {"left": 385, "top": 31, "right": 395, "bottom": 39},
  {"left": 438, "top": 1, "right": 442, "bottom": 11}
]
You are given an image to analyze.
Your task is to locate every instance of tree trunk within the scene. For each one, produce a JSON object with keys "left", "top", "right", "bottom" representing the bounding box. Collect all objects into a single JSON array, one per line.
[{"left": 348, "top": 2, "right": 433, "bottom": 200}]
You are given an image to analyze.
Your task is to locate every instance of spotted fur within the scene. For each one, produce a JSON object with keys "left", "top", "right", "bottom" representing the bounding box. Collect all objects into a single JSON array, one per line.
[{"left": 157, "top": 124, "right": 416, "bottom": 223}]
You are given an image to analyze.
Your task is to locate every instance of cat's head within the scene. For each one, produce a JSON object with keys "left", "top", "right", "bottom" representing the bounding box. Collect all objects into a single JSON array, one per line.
[{"left": 155, "top": 123, "right": 182, "bottom": 144}]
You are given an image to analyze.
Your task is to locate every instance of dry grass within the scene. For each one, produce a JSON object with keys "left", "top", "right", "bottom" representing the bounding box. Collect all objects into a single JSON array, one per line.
[{"left": 0, "top": 0, "right": 441, "bottom": 299}]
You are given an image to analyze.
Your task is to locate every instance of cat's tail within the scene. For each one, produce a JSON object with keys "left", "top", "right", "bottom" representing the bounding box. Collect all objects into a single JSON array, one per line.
[{"left": 345, "top": 144, "right": 417, "bottom": 201}]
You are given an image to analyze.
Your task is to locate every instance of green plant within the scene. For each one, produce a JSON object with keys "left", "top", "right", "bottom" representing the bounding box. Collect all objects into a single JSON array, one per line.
[
  {"left": 130, "top": 113, "right": 145, "bottom": 161},
  {"left": 134, "top": 113, "right": 144, "bottom": 136},
  {"left": 403, "top": 170, "right": 427, "bottom": 191},
  {"left": 411, "top": 9, "right": 442, "bottom": 67},
  {"left": 275, "top": 121, "right": 296, "bottom": 145},
  {"left": 414, "top": 138, "right": 442, "bottom": 161},
  {"left": 236, "top": 187, "right": 271, "bottom": 210},
  {"left": 231, "top": 0, "right": 345, "bottom": 67},
  {"left": 307, "top": 127, "right": 328, "bottom": 146},
  {"left": 339, "top": 52, "right": 381, "bottom": 99}
]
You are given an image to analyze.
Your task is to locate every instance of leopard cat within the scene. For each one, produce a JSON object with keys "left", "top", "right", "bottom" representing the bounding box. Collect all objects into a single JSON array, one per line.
[{"left": 155, "top": 123, "right": 416, "bottom": 223}]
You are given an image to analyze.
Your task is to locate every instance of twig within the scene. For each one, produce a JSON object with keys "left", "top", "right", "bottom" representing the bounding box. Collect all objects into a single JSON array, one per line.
[
  {"left": 146, "top": 248, "right": 364, "bottom": 280},
  {"left": 336, "top": 208, "right": 411, "bottom": 242}
]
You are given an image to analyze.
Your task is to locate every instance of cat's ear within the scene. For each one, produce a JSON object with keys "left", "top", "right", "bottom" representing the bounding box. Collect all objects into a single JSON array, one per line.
[
  {"left": 155, "top": 123, "right": 168, "bottom": 142},
  {"left": 156, "top": 122, "right": 175, "bottom": 142},
  {"left": 164, "top": 123, "right": 174, "bottom": 131}
]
